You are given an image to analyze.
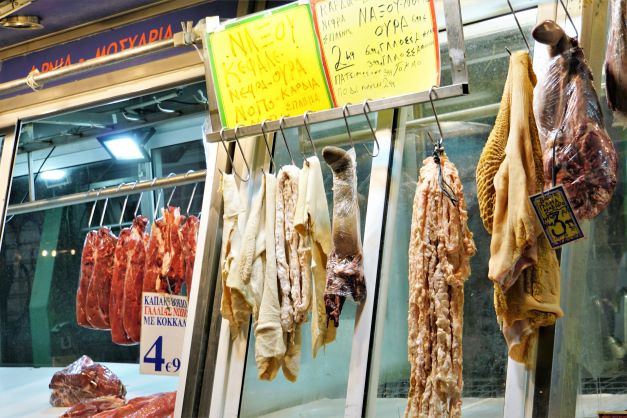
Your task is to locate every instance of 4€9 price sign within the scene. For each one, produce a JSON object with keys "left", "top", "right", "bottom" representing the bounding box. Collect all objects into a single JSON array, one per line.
[{"left": 140, "top": 292, "right": 188, "bottom": 376}]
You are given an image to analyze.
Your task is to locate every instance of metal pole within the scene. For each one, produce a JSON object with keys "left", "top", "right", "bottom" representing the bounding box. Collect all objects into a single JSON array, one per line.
[
  {"left": 6, "top": 169, "right": 206, "bottom": 216},
  {"left": 0, "top": 37, "right": 177, "bottom": 96}
]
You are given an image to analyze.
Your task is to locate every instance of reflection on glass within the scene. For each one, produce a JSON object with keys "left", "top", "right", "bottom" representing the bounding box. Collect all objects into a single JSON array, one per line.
[{"left": 239, "top": 121, "right": 373, "bottom": 417}]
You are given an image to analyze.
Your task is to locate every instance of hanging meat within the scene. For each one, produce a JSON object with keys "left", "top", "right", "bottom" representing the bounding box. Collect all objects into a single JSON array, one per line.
[
  {"left": 477, "top": 51, "right": 563, "bottom": 364},
  {"left": 109, "top": 227, "right": 134, "bottom": 345},
  {"left": 85, "top": 227, "right": 118, "bottom": 329},
  {"left": 49, "top": 355, "right": 126, "bottom": 407},
  {"left": 294, "top": 156, "right": 336, "bottom": 356},
  {"left": 181, "top": 215, "right": 200, "bottom": 297},
  {"left": 143, "top": 207, "right": 185, "bottom": 294},
  {"left": 605, "top": 0, "right": 627, "bottom": 121},
  {"left": 76, "top": 231, "right": 98, "bottom": 328},
  {"left": 533, "top": 20, "right": 618, "bottom": 220},
  {"left": 322, "top": 146, "right": 365, "bottom": 328},
  {"left": 406, "top": 155, "right": 476, "bottom": 418},
  {"left": 90, "top": 392, "right": 176, "bottom": 418},
  {"left": 122, "top": 215, "right": 149, "bottom": 343}
]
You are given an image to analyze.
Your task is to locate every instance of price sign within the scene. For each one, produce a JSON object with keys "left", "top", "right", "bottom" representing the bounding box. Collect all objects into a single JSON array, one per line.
[
  {"left": 206, "top": 1, "right": 333, "bottom": 128},
  {"left": 530, "top": 185, "right": 585, "bottom": 248},
  {"left": 312, "top": 0, "right": 440, "bottom": 106},
  {"left": 140, "top": 292, "right": 188, "bottom": 376}
]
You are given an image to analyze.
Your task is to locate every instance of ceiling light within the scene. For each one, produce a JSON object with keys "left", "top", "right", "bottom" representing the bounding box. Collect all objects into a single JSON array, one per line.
[
  {"left": 0, "top": 15, "right": 42, "bottom": 30},
  {"left": 0, "top": 0, "right": 32, "bottom": 20},
  {"left": 102, "top": 137, "right": 146, "bottom": 160},
  {"left": 40, "top": 169, "right": 66, "bottom": 181}
]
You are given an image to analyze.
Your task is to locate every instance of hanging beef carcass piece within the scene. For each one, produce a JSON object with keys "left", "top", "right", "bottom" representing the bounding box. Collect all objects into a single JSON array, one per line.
[
  {"left": 49, "top": 355, "right": 126, "bottom": 407},
  {"left": 109, "top": 227, "right": 134, "bottom": 345},
  {"left": 322, "top": 146, "right": 365, "bottom": 328},
  {"left": 533, "top": 20, "right": 618, "bottom": 220},
  {"left": 91, "top": 392, "right": 176, "bottom": 418},
  {"left": 143, "top": 207, "right": 185, "bottom": 294},
  {"left": 122, "top": 215, "right": 149, "bottom": 343},
  {"left": 61, "top": 396, "right": 125, "bottom": 418},
  {"left": 85, "top": 227, "right": 118, "bottom": 329},
  {"left": 406, "top": 156, "right": 476, "bottom": 418},
  {"left": 181, "top": 215, "right": 200, "bottom": 297},
  {"left": 76, "top": 231, "right": 98, "bottom": 328},
  {"left": 605, "top": 0, "right": 627, "bottom": 120}
]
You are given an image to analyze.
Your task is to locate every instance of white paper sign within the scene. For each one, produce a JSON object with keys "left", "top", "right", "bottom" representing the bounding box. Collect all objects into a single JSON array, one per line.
[{"left": 140, "top": 292, "right": 188, "bottom": 376}]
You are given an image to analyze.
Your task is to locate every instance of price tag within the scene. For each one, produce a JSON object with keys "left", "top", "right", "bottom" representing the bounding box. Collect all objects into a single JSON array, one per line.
[
  {"left": 529, "top": 185, "right": 584, "bottom": 248},
  {"left": 140, "top": 292, "right": 188, "bottom": 376}
]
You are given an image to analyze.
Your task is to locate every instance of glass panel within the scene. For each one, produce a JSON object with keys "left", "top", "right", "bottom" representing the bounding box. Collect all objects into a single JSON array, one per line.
[
  {"left": 374, "top": 8, "right": 539, "bottom": 417},
  {"left": 0, "top": 81, "right": 208, "bottom": 368},
  {"left": 238, "top": 118, "right": 375, "bottom": 417}
]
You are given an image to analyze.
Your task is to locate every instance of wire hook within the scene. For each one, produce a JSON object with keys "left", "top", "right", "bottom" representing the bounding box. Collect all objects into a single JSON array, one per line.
[
  {"left": 133, "top": 189, "right": 144, "bottom": 218},
  {"left": 166, "top": 175, "right": 178, "bottom": 207},
  {"left": 558, "top": 0, "right": 578, "bottom": 40},
  {"left": 151, "top": 177, "right": 161, "bottom": 221},
  {"left": 428, "top": 87, "right": 445, "bottom": 148},
  {"left": 218, "top": 127, "right": 251, "bottom": 182},
  {"left": 362, "top": 100, "right": 380, "bottom": 157},
  {"left": 99, "top": 194, "right": 110, "bottom": 228},
  {"left": 184, "top": 170, "right": 199, "bottom": 215},
  {"left": 278, "top": 117, "right": 296, "bottom": 166},
  {"left": 506, "top": 0, "right": 531, "bottom": 52},
  {"left": 87, "top": 188, "right": 103, "bottom": 228},
  {"left": 117, "top": 182, "right": 129, "bottom": 227},
  {"left": 260, "top": 120, "right": 276, "bottom": 173},
  {"left": 303, "top": 111, "right": 317, "bottom": 159},
  {"left": 342, "top": 104, "right": 355, "bottom": 149}
]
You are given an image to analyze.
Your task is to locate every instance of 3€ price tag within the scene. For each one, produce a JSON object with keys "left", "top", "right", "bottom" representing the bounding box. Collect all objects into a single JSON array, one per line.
[
  {"left": 529, "top": 185, "right": 584, "bottom": 248},
  {"left": 140, "top": 292, "right": 188, "bottom": 376}
]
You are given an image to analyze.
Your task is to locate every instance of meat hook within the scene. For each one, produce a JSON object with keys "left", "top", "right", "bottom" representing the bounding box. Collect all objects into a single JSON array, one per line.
[
  {"left": 559, "top": 0, "right": 578, "bottom": 40},
  {"left": 260, "top": 119, "right": 276, "bottom": 173},
  {"left": 506, "top": 0, "right": 531, "bottom": 53},
  {"left": 119, "top": 181, "right": 138, "bottom": 226},
  {"left": 342, "top": 103, "right": 356, "bottom": 150},
  {"left": 218, "top": 127, "right": 251, "bottom": 182},
  {"left": 428, "top": 86, "right": 445, "bottom": 148},
  {"left": 278, "top": 117, "right": 296, "bottom": 166},
  {"left": 362, "top": 99, "right": 381, "bottom": 157},
  {"left": 165, "top": 173, "right": 178, "bottom": 207},
  {"left": 184, "top": 170, "right": 198, "bottom": 215},
  {"left": 87, "top": 188, "right": 102, "bottom": 228},
  {"left": 150, "top": 177, "right": 160, "bottom": 221},
  {"left": 133, "top": 189, "right": 144, "bottom": 218},
  {"left": 302, "top": 111, "right": 318, "bottom": 160},
  {"left": 99, "top": 194, "right": 110, "bottom": 228}
]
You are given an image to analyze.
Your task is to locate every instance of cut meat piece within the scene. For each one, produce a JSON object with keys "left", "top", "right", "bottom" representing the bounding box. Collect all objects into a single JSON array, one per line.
[
  {"left": 122, "top": 216, "right": 149, "bottom": 343},
  {"left": 181, "top": 215, "right": 200, "bottom": 297},
  {"left": 605, "top": 0, "right": 627, "bottom": 120},
  {"left": 533, "top": 21, "right": 618, "bottom": 219},
  {"left": 405, "top": 156, "right": 476, "bottom": 418},
  {"left": 143, "top": 216, "right": 166, "bottom": 294},
  {"left": 110, "top": 227, "right": 133, "bottom": 345},
  {"left": 49, "top": 355, "right": 126, "bottom": 407},
  {"left": 322, "top": 146, "right": 365, "bottom": 328},
  {"left": 60, "top": 396, "right": 125, "bottom": 417},
  {"left": 76, "top": 231, "right": 98, "bottom": 328},
  {"left": 165, "top": 207, "right": 186, "bottom": 294},
  {"left": 91, "top": 392, "right": 176, "bottom": 418},
  {"left": 85, "top": 227, "right": 118, "bottom": 329}
]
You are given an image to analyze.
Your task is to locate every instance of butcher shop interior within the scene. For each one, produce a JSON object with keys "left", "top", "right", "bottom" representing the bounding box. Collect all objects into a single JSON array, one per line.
[{"left": 0, "top": 0, "right": 625, "bottom": 417}]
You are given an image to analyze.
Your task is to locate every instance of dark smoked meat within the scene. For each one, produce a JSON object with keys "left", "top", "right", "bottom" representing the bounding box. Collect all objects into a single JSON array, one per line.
[
  {"left": 533, "top": 21, "right": 618, "bottom": 219},
  {"left": 181, "top": 215, "right": 200, "bottom": 297},
  {"left": 606, "top": 0, "right": 627, "bottom": 119},
  {"left": 49, "top": 355, "right": 126, "bottom": 407},
  {"left": 85, "top": 227, "right": 118, "bottom": 329},
  {"left": 122, "top": 216, "right": 149, "bottom": 343},
  {"left": 76, "top": 231, "right": 98, "bottom": 328},
  {"left": 322, "top": 146, "right": 365, "bottom": 327},
  {"left": 60, "top": 396, "right": 125, "bottom": 417},
  {"left": 109, "top": 227, "right": 134, "bottom": 345},
  {"left": 91, "top": 392, "right": 176, "bottom": 418}
]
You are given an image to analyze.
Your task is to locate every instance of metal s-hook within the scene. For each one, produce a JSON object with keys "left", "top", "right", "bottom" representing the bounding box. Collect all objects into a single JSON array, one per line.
[
  {"left": 88, "top": 188, "right": 103, "bottom": 228},
  {"left": 117, "top": 182, "right": 130, "bottom": 227},
  {"left": 303, "top": 111, "right": 317, "bottom": 159},
  {"left": 184, "top": 170, "right": 198, "bottom": 215},
  {"left": 151, "top": 177, "right": 161, "bottom": 221},
  {"left": 362, "top": 100, "right": 380, "bottom": 157},
  {"left": 428, "top": 86, "right": 445, "bottom": 148},
  {"left": 506, "top": 0, "right": 531, "bottom": 52},
  {"left": 260, "top": 120, "right": 276, "bottom": 173},
  {"left": 99, "top": 194, "right": 110, "bottom": 228},
  {"left": 218, "top": 127, "right": 251, "bottom": 182},
  {"left": 342, "top": 104, "right": 356, "bottom": 149},
  {"left": 558, "top": 0, "right": 578, "bottom": 40},
  {"left": 278, "top": 117, "right": 296, "bottom": 166},
  {"left": 133, "top": 189, "right": 144, "bottom": 218}
]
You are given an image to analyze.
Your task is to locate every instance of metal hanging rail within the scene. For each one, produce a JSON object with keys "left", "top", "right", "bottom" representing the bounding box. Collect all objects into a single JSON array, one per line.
[
  {"left": 203, "top": 83, "right": 468, "bottom": 143},
  {"left": 6, "top": 169, "right": 206, "bottom": 216},
  {"left": 0, "top": 28, "right": 201, "bottom": 97}
]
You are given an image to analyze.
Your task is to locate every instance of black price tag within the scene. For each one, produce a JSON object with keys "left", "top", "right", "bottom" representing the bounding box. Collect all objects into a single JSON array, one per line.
[{"left": 529, "top": 185, "right": 584, "bottom": 248}]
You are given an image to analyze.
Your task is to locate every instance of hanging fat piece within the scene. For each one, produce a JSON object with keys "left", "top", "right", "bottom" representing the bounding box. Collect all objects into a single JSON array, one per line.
[
  {"left": 406, "top": 156, "right": 476, "bottom": 418},
  {"left": 76, "top": 231, "right": 98, "bottom": 328},
  {"left": 533, "top": 20, "right": 618, "bottom": 220},
  {"left": 605, "top": 0, "right": 627, "bottom": 121},
  {"left": 477, "top": 51, "right": 563, "bottom": 364},
  {"left": 122, "top": 216, "right": 149, "bottom": 343},
  {"left": 85, "top": 227, "right": 118, "bottom": 329},
  {"left": 322, "top": 146, "right": 365, "bottom": 328}
]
